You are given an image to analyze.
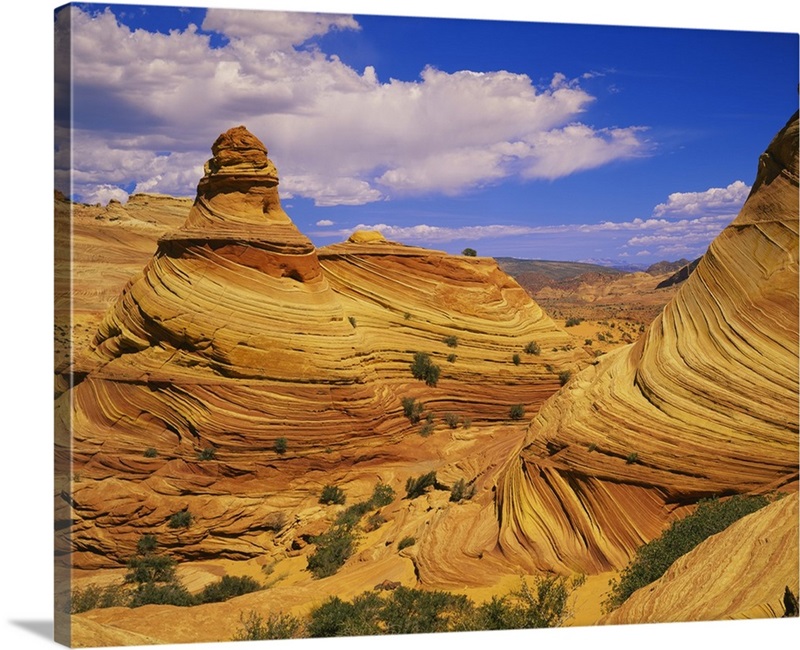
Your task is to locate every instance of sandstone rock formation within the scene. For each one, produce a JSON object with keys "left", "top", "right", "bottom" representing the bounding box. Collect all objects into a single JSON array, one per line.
[
  {"left": 497, "top": 111, "right": 799, "bottom": 575},
  {"left": 602, "top": 494, "right": 799, "bottom": 623},
  {"left": 57, "top": 126, "right": 586, "bottom": 575}
]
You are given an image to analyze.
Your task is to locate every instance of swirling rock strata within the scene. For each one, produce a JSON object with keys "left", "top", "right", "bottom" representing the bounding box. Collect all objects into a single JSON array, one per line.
[
  {"left": 59, "top": 126, "right": 586, "bottom": 569},
  {"left": 602, "top": 494, "right": 799, "bottom": 623},
  {"left": 498, "top": 112, "right": 799, "bottom": 574}
]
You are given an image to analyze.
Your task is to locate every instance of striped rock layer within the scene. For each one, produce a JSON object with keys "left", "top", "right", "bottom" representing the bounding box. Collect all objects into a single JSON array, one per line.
[
  {"left": 58, "top": 126, "right": 585, "bottom": 569},
  {"left": 497, "top": 112, "right": 799, "bottom": 575}
]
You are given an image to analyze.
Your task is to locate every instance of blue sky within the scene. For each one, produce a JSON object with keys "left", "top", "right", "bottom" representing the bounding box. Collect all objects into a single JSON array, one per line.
[{"left": 54, "top": 1, "right": 798, "bottom": 265}]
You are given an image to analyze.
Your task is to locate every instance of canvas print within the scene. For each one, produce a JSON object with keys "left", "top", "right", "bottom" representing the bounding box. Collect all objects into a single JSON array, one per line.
[{"left": 54, "top": 2, "right": 799, "bottom": 647}]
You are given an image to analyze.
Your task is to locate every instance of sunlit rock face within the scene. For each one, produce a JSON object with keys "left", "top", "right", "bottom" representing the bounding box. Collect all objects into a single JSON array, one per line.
[
  {"left": 58, "top": 126, "right": 586, "bottom": 570},
  {"left": 497, "top": 111, "right": 799, "bottom": 575}
]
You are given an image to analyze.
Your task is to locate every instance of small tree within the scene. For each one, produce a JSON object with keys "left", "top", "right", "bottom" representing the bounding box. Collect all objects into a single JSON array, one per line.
[
  {"left": 274, "top": 437, "right": 288, "bottom": 454},
  {"left": 401, "top": 397, "right": 424, "bottom": 423},
  {"left": 462, "top": 248, "right": 477, "bottom": 257},
  {"left": 558, "top": 370, "right": 572, "bottom": 386},
  {"left": 512, "top": 353, "right": 521, "bottom": 366},
  {"left": 524, "top": 341, "right": 541, "bottom": 355},
  {"left": 443, "top": 413, "right": 460, "bottom": 429},
  {"left": 168, "top": 510, "right": 192, "bottom": 529}
]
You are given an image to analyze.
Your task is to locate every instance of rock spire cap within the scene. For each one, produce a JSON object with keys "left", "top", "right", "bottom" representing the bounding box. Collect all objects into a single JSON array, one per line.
[{"left": 206, "top": 125, "right": 274, "bottom": 176}]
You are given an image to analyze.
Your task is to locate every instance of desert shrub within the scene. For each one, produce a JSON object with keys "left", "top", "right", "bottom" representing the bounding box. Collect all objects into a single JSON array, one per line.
[
  {"left": 443, "top": 412, "right": 460, "bottom": 429},
  {"left": 273, "top": 437, "right": 288, "bottom": 454},
  {"left": 403, "top": 312, "right": 411, "bottom": 320},
  {"left": 449, "top": 478, "right": 476, "bottom": 503},
  {"left": 320, "top": 484, "right": 346, "bottom": 505},
  {"left": 401, "top": 397, "right": 424, "bottom": 424},
  {"left": 128, "top": 581, "right": 193, "bottom": 608},
  {"left": 512, "top": 353, "right": 521, "bottom": 365},
  {"left": 234, "top": 611, "right": 305, "bottom": 641},
  {"left": 587, "top": 442, "right": 597, "bottom": 452},
  {"left": 125, "top": 543, "right": 192, "bottom": 608},
  {"left": 307, "top": 526, "right": 358, "bottom": 579},
  {"left": 597, "top": 332, "right": 606, "bottom": 341},
  {"left": 370, "top": 482, "right": 396, "bottom": 508},
  {"left": 558, "top": 370, "right": 571, "bottom": 386},
  {"left": 397, "top": 536, "right": 416, "bottom": 550},
  {"left": 410, "top": 352, "right": 441, "bottom": 387},
  {"left": 307, "top": 593, "right": 384, "bottom": 638},
  {"left": 626, "top": 452, "right": 638, "bottom": 464},
  {"left": 443, "top": 335, "right": 458, "bottom": 348},
  {"left": 264, "top": 511, "right": 287, "bottom": 532},
  {"left": 70, "top": 583, "right": 130, "bottom": 613},
  {"left": 524, "top": 341, "right": 541, "bottom": 355},
  {"left": 565, "top": 317, "right": 582, "bottom": 327},
  {"left": 143, "top": 447, "right": 158, "bottom": 458},
  {"left": 381, "top": 587, "right": 473, "bottom": 635},
  {"left": 509, "top": 404, "right": 525, "bottom": 420},
  {"left": 462, "top": 248, "right": 477, "bottom": 256},
  {"left": 168, "top": 510, "right": 192, "bottom": 529},
  {"left": 348, "top": 316, "right": 357, "bottom": 328},
  {"left": 365, "top": 511, "right": 387, "bottom": 531},
  {"left": 462, "top": 417, "right": 472, "bottom": 429},
  {"left": 419, "top": 422, "right": 434, "bottom": 437},
  {"left": 335, "top": 501, "right": 373, "bottom": 528},
  {"left": 584, "top": 339, "right": 593, "bottom": 346},
  {"left": 405, "top": 471, "right": 437, "bottom": 499},
  {"left": 447, "top": 353, "right": 457, "bottom": 363},
  {"left": 474, "top": 575, "right": 585, "bottom": 630},
  {"left": 604, "top": 495, "right": 771, "bottom": 611},
  {"left": 197, "top": 447, "right": 216, "bottom": 461},
  {"left": 196, "top": 575, "right": 261, "bottom": 604},
  {"left": 136, "top": 534, "right": 158, "bottom": 555}
]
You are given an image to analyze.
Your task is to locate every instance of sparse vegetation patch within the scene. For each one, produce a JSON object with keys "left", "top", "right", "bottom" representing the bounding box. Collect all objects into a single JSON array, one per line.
[{"left": 410, "top": 352, "right": 441, "bottom": 387}]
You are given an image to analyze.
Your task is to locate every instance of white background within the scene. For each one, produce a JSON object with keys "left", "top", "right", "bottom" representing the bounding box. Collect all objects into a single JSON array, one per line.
[{"left": 2, "top": 1, "right": 798, "bottom": 648}]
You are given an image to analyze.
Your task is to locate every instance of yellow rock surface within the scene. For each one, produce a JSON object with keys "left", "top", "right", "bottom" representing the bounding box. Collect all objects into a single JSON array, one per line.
[
  {"left": 602, "top": 494, "right": 799, "bottom": 623},
  {"left": 497, "top": 112, "right": 799, "bottom": 574}
]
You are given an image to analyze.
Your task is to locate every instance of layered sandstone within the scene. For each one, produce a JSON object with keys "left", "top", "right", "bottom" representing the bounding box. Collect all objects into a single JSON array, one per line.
[
  {"left": 57, "top": 126, "right": 586, "bottom": 573},
  {"left": 497, "top": 112, "right": 799, "bottom": 575}
]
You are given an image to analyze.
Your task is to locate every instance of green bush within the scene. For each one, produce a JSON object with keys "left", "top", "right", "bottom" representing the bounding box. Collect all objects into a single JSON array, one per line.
[
  {"left": 397, "top": 536, "right": 416, "bottom": 551},
  {"left": 365, "top": 511, "right": 387, "bottom": 531},
  {"left": 70, "top": 583, "right": 130, "bottom": 613},
  {"left": 144, "top": 447, "right": 158, "bottom": 458},
  {"left": 509, "top": 404, "right": 525, "bottom": 420},
  {"left": 195, "top": 575, "right": 261, "bottom": 604},
  {"left": 136, "top": 534, "right": 158, "bottom": 555},
  {"left": 401, "top": 397, "right": 424, "bottom": 424},
  {"left": 587, "top": 442, "right": 597, "bottom": 452},
  {"left": 443, "top": 412, "right": 460, "bottom": 429},
  {"left": 443, "top": 335, "right": 458, "bottom": 348},
  {"left": 126, "top": 552, "right": 178, "bottom": 585},
  {"left": 512, "top": 353, "right": 521, "bottom": 365},
  {"left": 168, "top": 510, "right": 192, "bottom": 529},
  {"left": 405, "top": 471, "right": 437, "bottom": 499},
  {"left": 197, "top": 447, "right": 216, "bottom": 461},
  {"left": 558, "top": 370, "right": 571, "bottom": 386},
  {"left": 307, "top": 526, "right": 358, "bottom": 579},
  {"left": 462, "top": 248, "right": 477, "bottom": 257},
  {"left": 370, "top": 482, "right": 396, "bottom": 508},
  {"left": 419, "top": 422, "right": 434, "bottom": 437},
  {"left": 449, "top": 478, "right": 476, "bottom": 503},
  {"left": 348, "top": 316, "right": 357, "bottom": 328},
  {"left": 307, "top": 593, "right": 384, "bottom": 638},
  {"left": 274, "top": 437, "right": 288, "bottom": 454},
  {"left": 604, "top": 495, "right": 771, "bottom": 611},
  {"left": 335, "top": 501, "right": 373, "bottom": 529},
  {"left": 234, "top": 611, "right": 304, "bottom": 641},
  {"left": 410, "top": 352, "right": 441, "bottom": 387},
  {"left": 320, "top": 484, "right": 346, "bottom": 505},
  {"left": 447, "top": 353, "right": 457, "bottom": 363},
  {"left": 129, "top": 581, "right": 193, "bottom": 608},
  {"left": 626, "top": 452, "right": 638, "bottom": 464},
  {"left": 524, "top": 341, "right": 541, "bottom": 355},
  {"left": 565, "top": 317, "right": 582, "bottom": 327}
]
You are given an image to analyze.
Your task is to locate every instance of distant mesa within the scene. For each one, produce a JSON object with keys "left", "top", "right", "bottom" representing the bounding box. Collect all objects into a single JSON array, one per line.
[{"left": 655, "top": 257, "right": 701, "bottom": 289}]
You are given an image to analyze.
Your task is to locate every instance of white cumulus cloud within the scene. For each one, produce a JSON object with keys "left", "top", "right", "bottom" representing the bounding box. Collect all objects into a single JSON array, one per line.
[
  {"left": 652, "top": 181, "right": 750, "bottom": 218},
  {"left": 56, "top": 5, "right": 650, "bottom": 207}
]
